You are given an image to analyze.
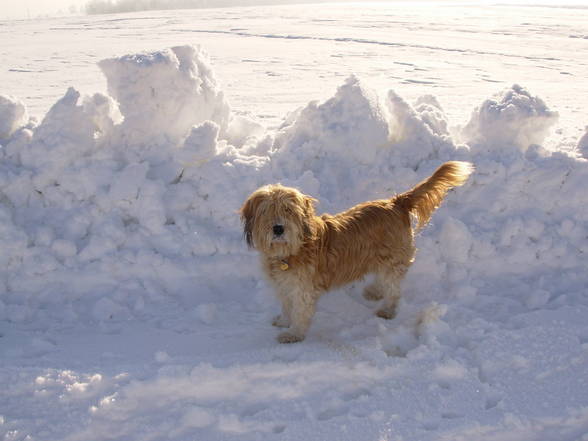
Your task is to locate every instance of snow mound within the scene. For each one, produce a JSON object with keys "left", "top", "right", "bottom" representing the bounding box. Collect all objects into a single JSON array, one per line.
[
  {"left": 270, "top": 75, "right": 392, "bottom": 207},
  {"left": 462, "top": 84, "right": 559, "bottom": 153},
  {"left": 269, "top": 76, "right": 456, "bottom": 210},
  {"left": 273, "top": 75, "right": 389, "bottom": 168},
  {"left": 99, "top": 45, "right": 230, "bottom": 147},
  {"left": 0, "top": 95, "right": 28, "bottom": 142},
  {"left": 0, "top": 45, "right": 587, "bottom": 333}
]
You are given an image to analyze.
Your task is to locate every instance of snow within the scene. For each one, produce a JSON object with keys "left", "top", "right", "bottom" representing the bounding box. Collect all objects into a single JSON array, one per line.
[
  {"left": 0, "top": 95, "right": 28, "bottom": 142},
  {"left": 98, "top": 45, "right": 230, "bottom": 147},
  {"left": 1, "top": 2, "right": 588, "bottom": 441},
  {"left": 461, "top": 84, "right": 559, "bottom": 153},
  {"left": 579, "top": 127, "right": 588, "bottom": 159}
]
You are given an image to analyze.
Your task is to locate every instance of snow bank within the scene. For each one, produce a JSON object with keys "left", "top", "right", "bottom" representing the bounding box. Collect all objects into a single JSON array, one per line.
[
  {"left": 0, "top": 45, "right": 587, "bottom": 331},
  {"left": 461, "top": 84, "right": 559, "bottom": 153},
  {"left": 0, "top": 95, "right": 28, "bottom": 142}
]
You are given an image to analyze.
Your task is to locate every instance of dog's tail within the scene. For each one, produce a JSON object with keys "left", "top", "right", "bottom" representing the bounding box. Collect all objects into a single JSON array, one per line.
[{"left": 396, "top": 161, "right": 473, "bottom": 231}]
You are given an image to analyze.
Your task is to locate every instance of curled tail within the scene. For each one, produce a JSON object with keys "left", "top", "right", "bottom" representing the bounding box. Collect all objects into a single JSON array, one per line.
[{"left": 397, "top": 161, "right": 474, "bottom": 230}]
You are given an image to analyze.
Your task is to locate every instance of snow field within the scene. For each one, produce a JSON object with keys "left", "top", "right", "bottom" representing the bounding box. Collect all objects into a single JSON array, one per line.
[{"left": 1, "top": 41, "right": 588, "bottom": 440}]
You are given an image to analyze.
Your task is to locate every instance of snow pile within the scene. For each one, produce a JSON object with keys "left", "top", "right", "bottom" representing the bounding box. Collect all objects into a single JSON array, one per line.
[
  {"left": 0, "top": 95, "right": 28, "bottom": 142},
  {"left": 269, "top": 77, "right": 457, "bottom": 211},
  {"left": 272, "top": 75, "right": 390, "bottom": 168},
  {"left": 99, "top": 45, "right": 230, "bottom": 148},
  {"left": 269, "top": 75, "right": 392, "bottom": 207},
  {"left": 461, "top": 84, "right": 559, "bottom": 153},
  {"left": 0, "top": 45, "right": 587, "bottom": 328}
]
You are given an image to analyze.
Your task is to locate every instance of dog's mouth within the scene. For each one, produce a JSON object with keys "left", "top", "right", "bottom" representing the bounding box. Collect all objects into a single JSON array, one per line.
[{"left": 272, "top": 235, "right": 287, "bottom": 243}]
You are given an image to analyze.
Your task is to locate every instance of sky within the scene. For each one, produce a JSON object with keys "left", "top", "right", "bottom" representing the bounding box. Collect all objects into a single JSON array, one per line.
[
  {"left": 0, "top": 0, "right": 82, "bottom": 19},
  {"left": 1, "top": 0, "right": 587, "bottom": 20}
]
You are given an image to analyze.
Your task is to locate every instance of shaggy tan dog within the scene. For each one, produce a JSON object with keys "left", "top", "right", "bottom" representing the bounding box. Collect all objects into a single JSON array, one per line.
[{"left": 240, "top": 161, "right": 473, "bottom": 343}]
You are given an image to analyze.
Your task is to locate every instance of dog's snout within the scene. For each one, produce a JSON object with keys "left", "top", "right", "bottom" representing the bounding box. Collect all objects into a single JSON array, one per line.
[{"left": 273, "top": 224, "right": 285, "bottom": 236}]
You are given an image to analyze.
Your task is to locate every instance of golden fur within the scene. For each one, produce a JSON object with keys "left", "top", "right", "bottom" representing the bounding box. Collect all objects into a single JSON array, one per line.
[{"left": 240, "top": 161, "right": 474, "bottom": 343}]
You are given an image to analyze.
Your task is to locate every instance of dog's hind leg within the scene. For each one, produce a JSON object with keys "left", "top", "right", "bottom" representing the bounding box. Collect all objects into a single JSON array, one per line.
[{"left": 375, "top": 265, "right": 408, "bottom": 320}]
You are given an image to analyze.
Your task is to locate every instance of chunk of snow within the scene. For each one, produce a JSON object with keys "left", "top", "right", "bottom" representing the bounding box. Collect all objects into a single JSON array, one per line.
[
  {"left": 99, "top": 45, "right": 230, "bottom": 147},
  {"left": 0, "top": 95, "right": 28, "bottom": 142},
  {"left": 462, "top": 84, "right": 558, "bottom": 153}
]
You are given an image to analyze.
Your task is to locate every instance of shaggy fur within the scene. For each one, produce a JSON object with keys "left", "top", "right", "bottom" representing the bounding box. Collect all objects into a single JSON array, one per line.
[{"left": 240, "top": 161, "right": 474, "bottom": 343}]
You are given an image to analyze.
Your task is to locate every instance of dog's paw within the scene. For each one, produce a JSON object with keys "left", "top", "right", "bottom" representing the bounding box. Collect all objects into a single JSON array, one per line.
[
  {"left": 363, "top": 284, "right": 384, "bottom": 301},
  {"left": 272, "top": 315, "right": 290, "bottom": 328},
  {"left": 277, "top": 332, "right": 305, "bottom": 344},
  {"left": 376, "top": 307, "right": 396, "bottom": 320}
]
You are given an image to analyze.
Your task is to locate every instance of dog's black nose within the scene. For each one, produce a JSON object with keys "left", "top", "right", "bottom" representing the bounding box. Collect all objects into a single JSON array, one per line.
[{"left": 273, "top": 224, "right": 285, "bottom": 236}]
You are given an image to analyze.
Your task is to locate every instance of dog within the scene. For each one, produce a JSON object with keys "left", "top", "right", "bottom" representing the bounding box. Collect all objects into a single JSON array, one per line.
[{"left": 240, "top": 161, "right": 473, "bottom": 343}]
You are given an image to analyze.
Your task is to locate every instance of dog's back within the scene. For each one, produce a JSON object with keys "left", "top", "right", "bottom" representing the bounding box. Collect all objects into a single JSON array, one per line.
[
  {"left": 314, "top": 199, "right": 414, "bottom": 290},
  {"left": 312, "top": 161, "right": 473, "bottom": 291}
]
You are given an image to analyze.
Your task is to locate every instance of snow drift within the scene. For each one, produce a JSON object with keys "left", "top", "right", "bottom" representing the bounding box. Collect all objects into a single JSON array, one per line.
[{"left": 0, "top": 44, "right": 587, "bottom": 327}]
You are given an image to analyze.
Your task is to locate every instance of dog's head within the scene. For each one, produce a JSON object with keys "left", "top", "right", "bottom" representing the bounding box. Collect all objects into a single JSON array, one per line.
[{"left": 240, "top": 184, "right": 317, "bottom": 257}]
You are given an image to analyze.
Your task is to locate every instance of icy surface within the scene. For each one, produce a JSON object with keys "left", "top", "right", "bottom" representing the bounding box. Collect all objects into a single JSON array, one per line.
[{"left": 1, "top": 3, "right": 588, "bottom": 441}]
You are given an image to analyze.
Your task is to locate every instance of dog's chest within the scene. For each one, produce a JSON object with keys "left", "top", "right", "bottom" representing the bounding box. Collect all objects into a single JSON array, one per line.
[
  {"left": 264, "top": 256, "right": 314, "bottom": 286},
  {"left": 264, "top": 256, "right": 321, "bottom": 292},
  {"left": 266, "top": 258, "right": 295, "bottom": 278}
]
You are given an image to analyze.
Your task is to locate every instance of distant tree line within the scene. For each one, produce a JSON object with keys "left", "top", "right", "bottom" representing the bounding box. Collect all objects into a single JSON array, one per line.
[{"left": 85, "top": 0, "right": 317, "bottom": 14}]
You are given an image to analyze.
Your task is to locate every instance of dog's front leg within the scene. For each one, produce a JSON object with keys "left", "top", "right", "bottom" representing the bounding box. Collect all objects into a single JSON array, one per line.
[
  {"left": 272, "top": 294, "right": 292, "bottom": 328},
  {"left": 277, "top": 289, "right": 317, "bottom": 344}
]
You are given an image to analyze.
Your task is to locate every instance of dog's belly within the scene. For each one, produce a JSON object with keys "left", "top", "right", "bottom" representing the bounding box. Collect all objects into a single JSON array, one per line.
[{"left": 316, "top": 238, "right": 415, "bottom": 292}]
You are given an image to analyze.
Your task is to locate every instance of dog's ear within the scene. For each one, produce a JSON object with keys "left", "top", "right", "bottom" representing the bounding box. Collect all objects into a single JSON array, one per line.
[
  {"left": 301, "top": 195, "right": 318, "bottom": 239},
  {"left": 240, "top": 192, "right": 262, "bottom": 248},
  {"left": 303, "top": 195, "right": 317, "bottom": 215}
]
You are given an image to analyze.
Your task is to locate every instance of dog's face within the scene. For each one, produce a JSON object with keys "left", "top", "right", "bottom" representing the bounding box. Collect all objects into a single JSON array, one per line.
[{"left": 240, "top": 184, "right": 317, "bottom": 257}]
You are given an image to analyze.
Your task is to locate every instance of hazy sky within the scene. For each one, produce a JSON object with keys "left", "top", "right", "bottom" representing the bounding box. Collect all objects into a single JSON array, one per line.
[
  {"left": 0, "top": 0, "right": 85, "bottom": 19},
  {"left": 1, "top": 0, "right": 587, "bottom": 20}
]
